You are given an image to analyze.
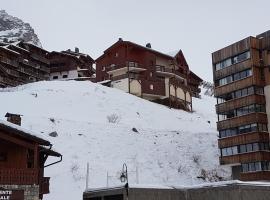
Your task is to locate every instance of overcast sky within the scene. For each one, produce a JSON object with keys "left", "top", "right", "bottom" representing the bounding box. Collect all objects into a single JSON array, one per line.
[{"left": 2, "top": 0, "right": 270, "bottom": 81}]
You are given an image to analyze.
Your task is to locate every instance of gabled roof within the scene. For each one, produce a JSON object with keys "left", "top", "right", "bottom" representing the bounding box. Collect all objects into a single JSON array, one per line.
[
  {"left": 96, "top": 40, "right": 175, "bottom": 61},
  {"left": 0, "top": 119, "right": 50, "bottom": 146}
]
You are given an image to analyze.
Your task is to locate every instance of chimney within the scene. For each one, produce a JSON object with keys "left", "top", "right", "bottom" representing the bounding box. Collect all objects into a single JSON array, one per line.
[
  {"left": 75, "top": 47, "right": 79, "bottom": 53},
  {"left": 5, "top": 113, "right": 22, "bottom": 126},
  {"left": 146, "top": 43, "right": 151, "bottom": 48},
  {"left": 118, "top": 38, "right": 123, "bottom": 42}
]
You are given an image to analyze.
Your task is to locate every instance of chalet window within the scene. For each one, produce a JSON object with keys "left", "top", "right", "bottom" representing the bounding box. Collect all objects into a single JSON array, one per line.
[
  {"left": 62, "top": 75, "right": 68, "bottom": 78},
  {"left": 150, "top": 84, "right": 154, "bottom": 90},
  {"left": 53, "top": 76, "right": 58, "bottom": 79},
  {"left": 102, "top": 66, "right": 105, "bottom": 71},
  {"left": 115, "top": 53, "right": 119, "bottom": 57},
  {"left": 128, "top": 62, "right": 138, "bottom": 68},
  {"left": 0, "top": 153, "right": 7, "bottom": 161}
]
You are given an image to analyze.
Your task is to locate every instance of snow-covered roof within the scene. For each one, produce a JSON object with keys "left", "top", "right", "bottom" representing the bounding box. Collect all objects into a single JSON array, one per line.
[
  {"left": 0, "top": 119, "right": 50, "bottom": 146},
  {"left": 86, "top": 181, "right": 270, "bottom": 193}
]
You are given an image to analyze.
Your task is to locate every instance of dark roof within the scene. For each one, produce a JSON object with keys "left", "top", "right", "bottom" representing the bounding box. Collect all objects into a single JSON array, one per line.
[
  {"left": 96, "top": 40, "right": 175, "bottom": 61},
  {"left": 0, "top": 120, "right": 50, "bottom": 146},
  {"left": 5, "top": 112, "right": 22, "bottom": 117}
]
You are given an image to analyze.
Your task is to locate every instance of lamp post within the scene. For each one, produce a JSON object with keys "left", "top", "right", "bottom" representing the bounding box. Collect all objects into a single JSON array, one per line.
[{"left": 120, "top": 163, "right": 129, "bottom": 199}]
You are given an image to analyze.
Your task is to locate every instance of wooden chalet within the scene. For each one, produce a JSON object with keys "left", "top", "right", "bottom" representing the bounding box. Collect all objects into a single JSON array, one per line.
[
  {"left": 48, "top": 48, "right": 95, "bottom": 82},
  {"left": 0, "top": 113, "right": 61, "bottom": 199},
  {"left": 0, "top": 41, "right": 50, "bottom": 88},
  {"left": 96, "top": 39, "right": 202, "bottom": 111}
]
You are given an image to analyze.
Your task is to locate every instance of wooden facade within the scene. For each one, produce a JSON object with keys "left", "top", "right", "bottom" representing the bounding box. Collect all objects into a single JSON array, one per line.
[
  {"left": 0, "top": 41, "right": 50, "bottom": 88},
  {"left": 212, "top": 30, "right": 270, "bottom": 181},
  {"left": 48, "top": 48, "right": 95, "bottom": 82},
  {"left": 96, "top": 39, "right": 202, "bottom": 111},
  {"left": 0, "top": 118, "right": 61, "bottom": 199}
]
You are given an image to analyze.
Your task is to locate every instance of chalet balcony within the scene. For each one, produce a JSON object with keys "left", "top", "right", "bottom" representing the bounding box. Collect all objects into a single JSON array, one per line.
[
  {"left": 110, "top": 73, "right": 144, "bottom": 81},
  {"left": 0, "top": 57, "right": 19, "bottom": 68},
  {"left": 107, "top": 63, "right": 146, "bottom": 74},
  {"left": 220, "top": 151, "right": 270, "bottom": 165},
  {"left": 217, "top": 113, "right": 268, "bottom": 130},
  {"left": 218, "top": 132, "right": 270, "bottom": 148},
  {"left": 0, "top": 169, "right": 39, "bottom": 185},
  {"left": 155, "top": 65, "right": 185, "bottom": 81}
]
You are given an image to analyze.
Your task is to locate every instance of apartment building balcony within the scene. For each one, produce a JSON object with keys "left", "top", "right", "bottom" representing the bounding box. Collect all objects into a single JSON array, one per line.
[
  {"left": 217, "top": 113, "right": 268, "bottom": 130},
  {"left": 216, "top": 95, "right": 265, "bottom": 114},
  {"left": 0, "top": 57, "right": 19, "bottom": 68},
  {"left": 218, "top": 132, "right": 270, "bottom": 149},
  {"left": 240, "top": 171, "right": 270, "bottom": 181},
  {"left": 0, "top": 76, "right": 19, "bottom": 86},
  {"left": 155, "top": 65, "right": 185, "bottom": 81},
  {"left": 30, "top": 53, "right": 50, "bottom": 65},
  {"left": 107, "top": 63, "right": 146, "bottom": 75},
  {"left": 220, "top": 151, "right": 270, "bottom": 165},
  {"left": 214, "top": 59, "right": 254, "bottom": 80}
]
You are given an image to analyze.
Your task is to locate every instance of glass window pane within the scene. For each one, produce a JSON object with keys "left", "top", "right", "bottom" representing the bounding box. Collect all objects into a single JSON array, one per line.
[
  {"left": 253, "top": 143, "right": 259, "bottom": 151},
  {"left": 247, "top": 144, "right": 253, "bottom": 152}
]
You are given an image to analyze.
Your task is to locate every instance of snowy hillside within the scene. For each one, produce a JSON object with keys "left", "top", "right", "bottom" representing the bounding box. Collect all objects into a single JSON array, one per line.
[
  {"left": 0, "top": 81, "right": 230, "bottom": 200},
  {"left": 0, "top": 10, "right": 41, "bottom": 46}
]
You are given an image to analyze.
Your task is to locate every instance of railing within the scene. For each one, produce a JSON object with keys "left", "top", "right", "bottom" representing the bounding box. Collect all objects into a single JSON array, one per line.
[
  {"left": 40, "top": 177, "right": 50, "bottom": 194},
  {"left": 240, "top": 171, "right": 270, "bottom": 181},
  {"left": 110, "top": 73, "right": 144, "bottom": 81},
  {"left": 0, "top": 169, "right": 39, "bottom": 185},
  {"left": 156, "top": 66, "right": 186, "bottom": 79},
  {"left": 220, "top": 151, "right": 270, "bottom": 165},
  {"left": 106, "top": 62, "right": 143, "bottom": 72},
  {"left": 0, "top": 57, "right": 19, "bottom": 68}
]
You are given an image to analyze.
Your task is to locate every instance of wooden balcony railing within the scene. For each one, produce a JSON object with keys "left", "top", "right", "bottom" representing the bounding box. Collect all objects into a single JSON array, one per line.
[
  {"left": 240, "top": 171, "right": 270, "bottom": 181},
  {"left": 0, "top": 169, "right": 39, "bottom": 185},
  {"left": 220, "top": 151, "right": 270, "bottom": 165},
  {"left": 218, "top": 132, "right": 270, "bottom": 148},
  {"left": 216, "top": 95, "right": 266, "bottom": 114},
  {"left": 217, "top": 113, "right": 268, "bottom": 130}
]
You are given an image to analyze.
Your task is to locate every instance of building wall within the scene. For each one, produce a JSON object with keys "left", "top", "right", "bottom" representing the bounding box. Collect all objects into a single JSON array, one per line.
[
  {"left": 130, "top": 80, "right": 141, "bottom": 96},
  {"left": 0, "top": 185, "right": 39, "bottom": 200},
  {"left": 111, "top": 78, "right": 129, "bottom": 93},
  {"left": 0, "top": 139, "right": 28, "bottom": 168},
  {"left": 49, "top": 70, "right": 78, "bottom": 81},
  {"left": 264, "top": 85, "right": 270, "bottom": 131}
]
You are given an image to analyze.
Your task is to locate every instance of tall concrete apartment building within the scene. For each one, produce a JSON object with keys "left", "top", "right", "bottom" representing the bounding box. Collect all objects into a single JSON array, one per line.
[{"left": 212, "top": 30, "right": 270, "bottom": 181}]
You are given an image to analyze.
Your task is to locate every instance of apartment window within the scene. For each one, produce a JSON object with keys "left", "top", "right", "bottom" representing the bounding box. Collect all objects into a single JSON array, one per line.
[
  {"left": 215, "top": 51, "right": 250, "bottom": 71},
  {"left": 221, "top": 142, "right": 270, "bottom": 157},
  {"left": 150, "top": 84, "right": 154, "bottom": 90},
  {"left": 62, "top": 75, "right": 68, "bottom": 78},
  {"left": 219, "top": 123, "right": 268, "bottom": 138},
  {"left": 233, "top": 51, "right": 250, "bottom": 64},
  {"left": 242, "top": 161, "right": 270, "bottom": 173},
  {"left": 0, "top": 153, "right": 7, "bottom": 161},
  {"left": 53, "top": 76, "right": 58, "bottom": 80},
  {"left": 218, "top": 104, "right": 266, "bottom": 121},
  {"left": 217, "top": 86, "right": 264, "bottom": 104},
  {"left": 216, "top": 69, "right": 252, "bottom": 86}
]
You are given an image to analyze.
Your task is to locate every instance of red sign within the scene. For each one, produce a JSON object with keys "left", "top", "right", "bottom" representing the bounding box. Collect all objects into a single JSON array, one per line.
[{"left": 0, "top": 190, "right": 24, "bottom": 200}]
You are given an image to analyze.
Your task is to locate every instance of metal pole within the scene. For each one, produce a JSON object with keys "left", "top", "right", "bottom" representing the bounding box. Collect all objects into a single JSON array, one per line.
[
  {"left": 136, "top": 166, "right": 139, "bottom": 184},
  {"left": 107, "top": 172, "right": 109, "bottom": 187},
  {"left": 86, "top": 162, "right": 89, "bottom": 190}
]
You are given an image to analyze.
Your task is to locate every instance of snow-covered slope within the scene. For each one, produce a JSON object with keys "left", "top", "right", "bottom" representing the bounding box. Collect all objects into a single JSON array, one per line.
[
  {"left": 0, "top": 10, "right": 41, "bottom": 47},
  {"left": 0, "top": 81, "right": 230, "bottom": 200}
]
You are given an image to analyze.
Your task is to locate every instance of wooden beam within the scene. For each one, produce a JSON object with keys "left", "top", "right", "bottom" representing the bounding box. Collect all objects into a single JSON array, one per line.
[{"left": 0, "top": 131, "right": 35, "bottom": 149}]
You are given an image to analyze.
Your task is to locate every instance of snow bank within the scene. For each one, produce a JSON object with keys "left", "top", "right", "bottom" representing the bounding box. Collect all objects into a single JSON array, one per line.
[{"left": 0, "top": 81, "right": 230, "bottom": 200}]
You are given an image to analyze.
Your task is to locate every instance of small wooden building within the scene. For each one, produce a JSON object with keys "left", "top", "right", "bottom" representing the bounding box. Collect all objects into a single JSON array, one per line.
[{"left": 0, "top": 113, "right": 61, "bottom": 200}]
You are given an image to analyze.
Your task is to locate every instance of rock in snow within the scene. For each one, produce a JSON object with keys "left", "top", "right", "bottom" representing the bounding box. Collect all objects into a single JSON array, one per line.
[
  {"left": 0, "top": 10, "right": 42, "bottom": 47},
  {"left": 0, "top": 81, "right": 230, "bottom": 200}
]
